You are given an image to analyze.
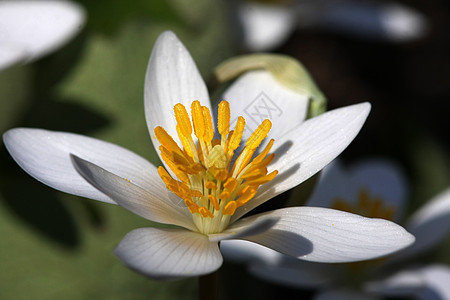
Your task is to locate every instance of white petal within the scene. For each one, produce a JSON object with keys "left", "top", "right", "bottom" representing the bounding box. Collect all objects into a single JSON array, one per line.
[
  {"left": 250, "top": 259, "right": 336, "bottom": 289},
  {"left": 0, "top": 0, "right": 85, "bottom": 63},
  {"left": 0, "top": 44, "right": 27, "bottom": 71},
  {"left": 366, "top": 269, "right": 422, "bottom": 297},
  {"left": 235, "top": 207, "right": 414, "bottom": 263},
  {"left": 418, "top": 264, "right": 450, "bottom": 300},
  {"left": 312, "top": 2, "right": 427, "bottom": 43},
  {"left": 402, "top": 187, "right": 450, "bottom": 258},
  {"left": 220, "top": 239, "right": 281, "bottom": 265},
  {"left": 221, "top": 239, "right": 336, "bottom": 288},
  {"left": 71, "top": 155, "right": 196, "bottom": 231},
  {"left": 307, "top": 159, "right": 408, "bottom": 221},
  {"left": 232, "top": 102, "right": 371, "bottom": 221},
  {"left": 3, "top": 128, "right": 163, "bottom": 204},
  {"left": 380, "top": 3, "right": 428, "bottom": 42},
  {"left": 144, "top": 31, "right": 212, "bottom": 155},
  {"left": 366, "top": 264, "right": 450, "bottom": 299},
  {"left": 238, "top": 2, "right": 296, "bottom": 51},
  {"left": 223, "top": 70, "right": 309, "bottom": 144},
  {"left": 114, "top": 227, "right": 222, "bottom": 279},
  {"left": 208, "top": 217, "right": 278, "bottom": 242},
  {"left": 316, "top": 290, "right": 377, "bottom": 300},
  {"left": 305, "top": 160, "right": 350, "bottom": 207}
]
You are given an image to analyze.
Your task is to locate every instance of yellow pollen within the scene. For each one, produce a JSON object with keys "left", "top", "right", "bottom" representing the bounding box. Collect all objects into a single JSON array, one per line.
[
  {"left": 227, "top": 117, "right": 245, "bottom": 155},
  {"left": 223, "top": 201, "right": 237, "bottom": 215},
  {"left": 199, "top": 207, "right": 214, "bottom": 218},
  {"left": 331, "top": 188, "right": 396, "bottom": 220},
  {"left": 155, "top": 101, "right": 278, "bottom": 235},
  {"left": 219, "top": 189, "right": 231, "bottom": 199},
  {"left": 246, "top": 119, "right": 272, "bottom": 149},
  {"left": 218, "top": 100, "right": 230, "bottom": 137},
  {"left": 174, "top": 103, "right": 192, "bottom": 137},
  {"left": 253, "top": 139, "right": 275, "bottom": 164},
  {"left": 208, "top": 195, "right": 220, "bottom": 210},
  {"left": 224, "top": 177, "right": 238, "bottom": 193},
  {"left": 202, "top": 106, "right": 214, "bottom": 144},
  {"left": 154, "top": 126, "right": 183, "bottom": 156},
  {"left": 191, "top": 101, "right": 205, "bottom": 139},
  {"left": 205, "top": 181, "right": 217, "bottom": 190}
]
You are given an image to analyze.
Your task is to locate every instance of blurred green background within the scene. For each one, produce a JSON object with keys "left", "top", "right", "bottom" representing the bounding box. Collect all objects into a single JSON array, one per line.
[{"left": 1, "top": 0, "right": 449, "bottom": 299}]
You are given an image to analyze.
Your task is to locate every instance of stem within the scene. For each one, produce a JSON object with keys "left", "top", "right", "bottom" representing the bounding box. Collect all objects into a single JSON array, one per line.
[{"left": 198, "top": 270, "right": 219, "bottom": 300}]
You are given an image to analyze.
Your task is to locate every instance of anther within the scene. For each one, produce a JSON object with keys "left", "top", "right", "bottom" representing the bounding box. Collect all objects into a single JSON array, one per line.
[
  {"left": 205, "top": 181, "right": 217, "bottom": 190},
  {"left": 218, "top": 100, "right": 230, "bottom": 137},
  {"left": 223, "top": 201, "right": 237, "bottom": 215},
  {"left": 191, "top": 101, "right": 205, "bottom": 139},
  {"left": 208, "top": 195, "right": 220, "bottom": 211},
  {"left": 227, "top": 117, "right": 245, "bottom": 153},
  {"left": 219, "top": 189, "right": 231, "bottom": 199},
  {"left": 246, "top": 119, "right": 272, "bottom": 149},
  {"left": 236, "top": 188, "right": 258, "bottom": 206},
  {"left": 174, "top": 103, "right": 193, "bottom": 137},
  {"left": 202, "top": 106, "right": 214, "bottom": 144},
  {"left": 154, "top": 126, "right": 184, "bottom": 156},
  {"left": 252, "top": 139, "right": 275, "bottom": 164},
  {"left": 199, "top": 207, "right": 214, "bottom": 218},
  {"left": 245, "top": 170, "right": 278, "bottom": 186},
  {"left": 223, "top": 177, "right": 238, "bottom": 193}
]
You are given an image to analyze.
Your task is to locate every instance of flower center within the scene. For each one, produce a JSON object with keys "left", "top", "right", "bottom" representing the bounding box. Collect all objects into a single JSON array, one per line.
[
  {"left": 331, "top": 188, "right": 395, "bottom": 220},
  {"left": 155, "top": 100, "right": 278, "bottom": 235}
]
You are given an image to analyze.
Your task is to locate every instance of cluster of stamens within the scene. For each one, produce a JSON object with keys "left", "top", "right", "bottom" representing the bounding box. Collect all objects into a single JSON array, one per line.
[
  {"left": 155, "top": 100, "right": 277, "bottom": 234},
  {"left": 332, "top": 188, "right": 395, "bottom": 220}
]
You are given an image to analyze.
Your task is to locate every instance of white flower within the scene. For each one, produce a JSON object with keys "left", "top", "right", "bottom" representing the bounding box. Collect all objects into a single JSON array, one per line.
[
  {"left": 236, "top": 0, "right": 428, "bottom": 51},
  {"left": 3, "top": 32, "right": 414, "bottom": 279},
  {"left": 0, "top": 0, "right": 85, "bottom": 71},
  {"left": 222, "top": 159, "right": 450, "bottom": 299}
]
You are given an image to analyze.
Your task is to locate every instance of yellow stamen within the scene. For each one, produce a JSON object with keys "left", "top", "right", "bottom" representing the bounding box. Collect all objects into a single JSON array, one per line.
[
  {"left": 253, "top": 139, "right": 275, "bottom": 164},
  {"left": 154, "top": 126, "right": 184, "bottom": 156},
  {"left": 232, "top": 147, "right": 256, "bottom": 177},
  {"left": 189, "top": 189, "right": 204, "bottom": 198},
  {"left": 236, "top": 188, "right": 258, "bottom": 207},
  {"left": 241, "top": 168, "right": 267, "bottom": 181},
  {"left": 218, "top": 100, "right": 230, "bottom": 137},
  {"left": 227, "top": 117, "right": 245, "bottom": 154},
  {"left": 208, "top": 195, "right": 220, "bottom": 211},
  {"left": 202, "top": 106, "right": 214, "bottom": 145},
  {"left": 174, "top": 103, "right": 193, "bottom": 137},
  {"left": 223, "top": 201, "right": 237, "bottom": 215},
  {"left": 219, "top": 189, "right": 231, "bottom": 199},
  {"left": 205, "top": 181, "right": 217, "bottom": 190},
  {"left": 199, "top": 207, "right": 214, "bottom": 218},
  {"left": 159, "top": 153, "right": 189, "bottom": 183},
  {"left": 237, "top": 185, "right": 256, "bottom": 196},
  {"left": 245, "top": 170, "right": 278, "bottom": 186},
  {"left": 224, "top": 177, "right": 238, "bottom": 193},
  {"left": 156, "top": 101, "right": 278, "bottom": 235},
  {"left": 176, "top": 125, "right": 198, "bottom": 161},
  {"left": 246, "top": 119, "right": 272, "bottom": 149},
  {"left": 191, "top": 101, "right": 205, "bottom": 139},
  {"left": 331, "top": 188, "right": 396, "bottom": 220}
]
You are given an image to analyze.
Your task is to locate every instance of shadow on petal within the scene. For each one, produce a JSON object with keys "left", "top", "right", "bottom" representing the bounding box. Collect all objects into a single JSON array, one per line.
[
  {"left": 247, "top": 228, "right": 313, "bottom": 258},
  {"left": 272, "top": 139, "right": 293, "bottom": 164}
]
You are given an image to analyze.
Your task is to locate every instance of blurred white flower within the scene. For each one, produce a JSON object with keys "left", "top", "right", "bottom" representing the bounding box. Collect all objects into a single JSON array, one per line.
[
  {"left": 0, "top": 0, "right": 85, "bottom": 71},
  {"left": 222, "top": 159, "right": 450, "bottom": 299},
  {"left": 3, "top": 32, "right": 414, "bottom": 280},
  {"left": 236, "top": 0, "right": 428, "bottom": 51}
]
